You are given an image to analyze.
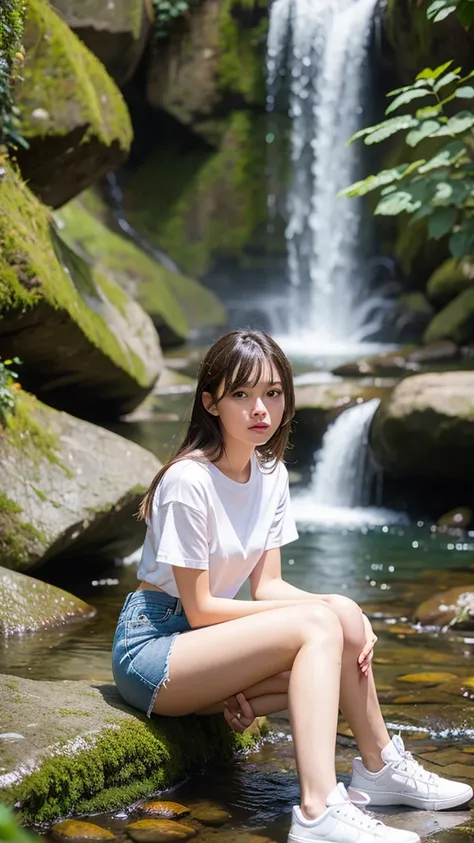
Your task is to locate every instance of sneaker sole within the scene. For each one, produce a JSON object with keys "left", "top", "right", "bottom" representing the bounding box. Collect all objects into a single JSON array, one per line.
[
  {"left": 362, "top": 786, "right": 473, "bottom": 812},
  {"left": 289, "top": 832, "right": 420, "bottom": 843}
]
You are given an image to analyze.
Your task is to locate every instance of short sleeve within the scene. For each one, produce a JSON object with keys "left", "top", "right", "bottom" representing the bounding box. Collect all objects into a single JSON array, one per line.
[
  {"left": 264, "top": 471, "right": 299, "bottom": 550},
  {"left": 150, "top": 501, "right": 209, "bottom": 569}
]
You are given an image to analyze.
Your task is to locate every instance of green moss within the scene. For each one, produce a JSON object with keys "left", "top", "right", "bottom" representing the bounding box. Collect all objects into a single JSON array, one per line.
[
  {"left": 0, "top": 489, "right": 46, "bottom": 567},
  {"left": 218, "top": 0, "right": 268, "bottom": 105},
  {"left": 32, "top": 487, "right": 47, "bottom": 502},
  {"left": 4, "top": 392, "right": 63, "bottom": 467},
  {"left": 59, "top": 709, "right": 92, "bottom": 717},
  {"left": 125, "top": 111, "right": 271, "bottom": 277},
  {"left": 18, "top": 0, "right": 132, "bottom": 150},
  {"left": 427, "top": 257, "right": 474, "bottom": 304},
  {"left": 0, "top": 163, "right": 152, "bottom": 389},
  {"left": 8, "top": 716, "right": 256, "bottom": 823},
  {"left": 0, "top": 493, "right": 23, "bottom": 514},
  {"left": 56, "top": 193, "right": 227, "bottom": 337}
]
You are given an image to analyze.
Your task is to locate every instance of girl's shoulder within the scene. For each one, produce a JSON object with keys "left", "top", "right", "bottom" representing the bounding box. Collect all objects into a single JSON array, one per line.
[{"left": 154, "top": 456, "right": 212, "bottom": 509}]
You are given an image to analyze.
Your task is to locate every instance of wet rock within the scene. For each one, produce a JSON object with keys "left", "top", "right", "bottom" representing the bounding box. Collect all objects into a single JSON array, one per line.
[
  {"left": 407, "top": 340, "right": 460, "bottom": 364},
  {"left": 437, "top": 508, "right": 472, "bottom": 530},
  {"left": 437, "top": 677, "right": 474, "bottom": 701},
  {"left": 50, "top": 0, "right": 151, "bottom": 86},
  {"left": 138, "top": 804, "right": 190, "bottom": 820},
  {"left": 397, "top": 672, "right": 458, "bottom": 686},
  {"left": 424, "top": 287, "right": 474, "bottom": 346},
  {"left": 0, "top": 568, "right": 95, "bottom": 635},
  {"left": 16, "top": 0, "right": 132, "bottom": 208},
  {"left": 126, "top": 819, "right": 196, "bottom": 843},
  {"left": 427, "top": 258, "right": 474, "bottom": 306},
  {"left": 370, "top": 372, "right": 474, "bottom": 482},
  {"left": 0, "top": 392, "right": 161, "bottom": 569},
  {"left": 191, "top": 806, "right": 231, "bottom": 826},
  {"left": 331, "top": 360, "right": 377, "bottom": 377},
  {"left": 414, "top": 587, "right": 474, "bottom": 629},
  {"left": 0, "top": 674, "right": 262, "bottom": 824},
  {"left": 52, "top": 821, "right": 115, "bottom": 841}
]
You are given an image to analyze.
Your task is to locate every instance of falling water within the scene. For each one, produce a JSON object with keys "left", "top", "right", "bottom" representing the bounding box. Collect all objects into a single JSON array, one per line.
[
  {"left": 292, "top": 399, "right": 407, "bottom": 526},
  {"left": 267, "top": 0, "right": 390, "bottom": 350}
]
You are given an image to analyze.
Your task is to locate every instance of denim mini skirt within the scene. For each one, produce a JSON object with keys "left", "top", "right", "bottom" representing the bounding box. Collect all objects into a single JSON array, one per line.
[{"left": 112, "top": 589, "right": 191, "bottom": 717}]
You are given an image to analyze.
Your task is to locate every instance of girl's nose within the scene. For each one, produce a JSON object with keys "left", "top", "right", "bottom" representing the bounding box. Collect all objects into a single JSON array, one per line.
[{"left": 252, "top": 398, "right": 266, "bottom": 416}]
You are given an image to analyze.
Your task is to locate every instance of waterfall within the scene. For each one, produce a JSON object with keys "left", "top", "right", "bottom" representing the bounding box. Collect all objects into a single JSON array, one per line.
[
  {"left": 267, "top": 0, "right": 389, "bottom": 350},
  {"left": 291, "top": 399, "right": 407, "bottom": 527}
]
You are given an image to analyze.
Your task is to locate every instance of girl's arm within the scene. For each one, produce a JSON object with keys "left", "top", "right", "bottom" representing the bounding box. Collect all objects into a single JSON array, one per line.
[
  {"left": 174, "top": 563, "right": 314, "bottom": 628},
  {"left": 249, "top": 547, "right": 317, "bottom": 601}
]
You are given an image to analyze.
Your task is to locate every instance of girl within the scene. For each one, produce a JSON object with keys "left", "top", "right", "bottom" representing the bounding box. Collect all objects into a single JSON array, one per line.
[{"left": 112, "top": 330, "right": 472, "bottom": 843}]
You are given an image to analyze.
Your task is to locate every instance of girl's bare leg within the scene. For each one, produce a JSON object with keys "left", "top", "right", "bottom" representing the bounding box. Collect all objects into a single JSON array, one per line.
[
  {"left": 154, "top": 604, "right": 343, "bottom": 818},
  {"left": 320, "top": 595, "right": 390, "bottom": 771}
]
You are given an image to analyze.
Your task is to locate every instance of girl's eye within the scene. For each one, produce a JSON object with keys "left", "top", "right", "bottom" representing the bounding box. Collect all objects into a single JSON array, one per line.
[
  {"left": 267, "top": 389, "right": 282, "bottom": 398},
  {"left": 233, "top": 391, "right": 247, "bottom": 399}
]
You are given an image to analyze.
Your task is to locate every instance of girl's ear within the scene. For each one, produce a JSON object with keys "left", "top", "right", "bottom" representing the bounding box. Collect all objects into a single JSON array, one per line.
[{"left": 202, "top": 391, "right": 219, "bottom": 416}]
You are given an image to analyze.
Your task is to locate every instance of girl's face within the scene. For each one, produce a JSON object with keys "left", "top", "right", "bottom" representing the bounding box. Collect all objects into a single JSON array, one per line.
[{"left": 204, "top": 362, "right": 285, "bottom": 449}]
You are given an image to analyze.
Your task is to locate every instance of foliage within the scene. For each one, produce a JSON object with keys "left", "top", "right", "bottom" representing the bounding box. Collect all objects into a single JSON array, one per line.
[
  {"left": 426, "top": 0, "right": 474, "bottom": 29},
  {"left": 0, "top": 356, "right": 21, "bottom": 423},
  {"left": 0, "top": 0, "right": 28, "bottom": 152},
  {"left": 0, "top": 804, "right": 38, "bottom": 843},
  {"left": 341, "top": 60, "right": 474, "bottom": 260},
  {"left": 151, "top": 0, "right": 202, "bottom": 39}
]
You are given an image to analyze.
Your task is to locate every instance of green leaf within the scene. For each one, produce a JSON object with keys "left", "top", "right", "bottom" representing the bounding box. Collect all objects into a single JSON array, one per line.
[
  {"left": 338, "top": 164, "right": 415, "bottom": 198},
  {"left": 386, "top": 88, "right": 434, "bottom": 114},
  {"left": 416, "top": 104, "right": 443, "bottom": 119},
  {"left": 363, "top": 116, "right": 419, "bottom": 145},
  {"left": 374, "top": 191, "right": 421, "bottom": 216},
  {"left": 434, "top": 71, "right": 462, "bottom": 93},
  {"left": 450, "top": 227, "right": 474, "bottom": 259},
  {"left": 426, "top": 0, "right": 447, "bottom": 16},
  {"left": 435, "top": 111, "right": 474, "bottom": 135},
  {"left": 406, "top": 119, "right": 441, "bottom": 146},
  {"left": 455, "top": 86, "right": 474, "bottom": 98},
  {"left": 418, "top": 142, "right": 467, "bottom": 173},
  {"left": 416, "top": 61, "right": 452, "bottom": 81},
  {"left": 411, "top": 204, "right": 435, "bottom": 223},
  {"left": 456, "top": 0, "right": 474, "bottom": 29},
  {"left": 428, "top": 207, "right": 458, "bottom": 238},
  {"left": 433, "top": 6, "right": 458, "bottom": 21}
]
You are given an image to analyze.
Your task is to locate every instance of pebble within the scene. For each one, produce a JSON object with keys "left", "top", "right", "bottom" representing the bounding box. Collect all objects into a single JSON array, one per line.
[
  {"left": 138, "top": 803, "right": 190, "bottom": 819},
  {"left": 191, "top": 806, "right": 231, "bottom": 827}
]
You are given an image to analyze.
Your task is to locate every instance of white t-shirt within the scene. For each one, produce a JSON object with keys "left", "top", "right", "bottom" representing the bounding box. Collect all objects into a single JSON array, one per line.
[{"left": 137, "top": 454, "right": 299, "bottom": 598}]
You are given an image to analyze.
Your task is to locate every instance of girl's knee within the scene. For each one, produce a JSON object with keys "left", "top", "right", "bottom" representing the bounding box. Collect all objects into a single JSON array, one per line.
[
  {"left": 325, "top": 594, "right": 365, "bottom": 649},
  {"left": 300, "top": 603, "right": 344, "bottom": 648}
]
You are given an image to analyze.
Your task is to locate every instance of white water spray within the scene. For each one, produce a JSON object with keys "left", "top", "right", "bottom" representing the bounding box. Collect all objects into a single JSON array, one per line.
[{"left": 267, "top": 0, "right": 390, "bottom": 349}]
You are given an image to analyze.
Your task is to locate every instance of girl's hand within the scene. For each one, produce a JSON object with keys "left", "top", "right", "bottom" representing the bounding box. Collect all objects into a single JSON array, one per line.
[
  {"left": 223, "top": 692, "right": 256, "bottom": 733},
  {"left": 358, "top": 613, "right": 378, "bottom": 676}
]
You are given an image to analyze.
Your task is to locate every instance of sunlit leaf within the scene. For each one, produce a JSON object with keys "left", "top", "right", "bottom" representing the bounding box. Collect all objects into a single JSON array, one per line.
[
  {"left": 428, "top": 207, "right": 458, "bottom": 238},
  {"left": 433, "top": 6, "right": 458, "bottom": 21},
  {"left": 374, "top": 191, "right": 422, "bottom": 216},
  {"left": 434, "top": 71, "right": 462, "bottom": 92},
  {"left": 416, "top": 61, "right": 452, "bottom": 81},
  {"left": 416, "top": 105, "right": 443, "bottom": 119},
  {"left": 455, "top": 85, "right": 474, "bottom": 98},
  {"left": 435, "top": 112, "right": 474, "bottom": 135},
  {"left": 406, "top": 119, "right": 441, "bottom": 146},
  {"left": 386, "top": 88, "right": 434, "bottom": 114},
  {"left": 363, "top": 116, "right": 419, "bottom": 144}
]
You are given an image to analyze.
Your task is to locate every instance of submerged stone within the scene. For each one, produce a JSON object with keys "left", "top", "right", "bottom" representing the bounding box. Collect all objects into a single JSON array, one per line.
[
  {"left": 52, "top": 820, "right": 115, "bottom": 841},
  {"left": 397, "top": 672, "right": 459, "bottom": 686},
  {"left": 191, "top": 805, "right": 231, "bottom": 826},
  {"left": 138, "top": 804, "right": 190, "bottom": 819},
  {"left": 126, "top": 819, "right": 196, "bottom": 843},
  {"left": 415, "top": 587, "right": 474, "bottom": 630},
  {"left": 437, "top": 508, "right": 472, "bottom": 530}
]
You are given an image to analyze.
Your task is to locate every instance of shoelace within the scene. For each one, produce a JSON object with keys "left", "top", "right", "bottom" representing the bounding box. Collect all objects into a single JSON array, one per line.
[
  {"left": 334, "top": 802, "right": 383, "bottom": 832},
  {"left": 391, "top": 750, "right": 439, "bottom": 784}
]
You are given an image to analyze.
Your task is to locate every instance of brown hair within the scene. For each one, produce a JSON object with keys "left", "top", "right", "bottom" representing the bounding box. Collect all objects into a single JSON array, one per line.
[{"left": 138, "top": 329, "right": 295, "bottom": 521}]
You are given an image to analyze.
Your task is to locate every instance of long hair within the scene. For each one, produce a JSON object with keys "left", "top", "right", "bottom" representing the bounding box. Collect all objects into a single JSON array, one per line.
[{"left": 138, "top": 330, "right": 295, "bottom": 521}]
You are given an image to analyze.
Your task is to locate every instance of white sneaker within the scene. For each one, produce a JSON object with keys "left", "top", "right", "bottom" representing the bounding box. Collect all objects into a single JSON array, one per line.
[
  {"left": 288, "top": 782, "right": 420, "bottom": 843},
  {"left": 350, "top": 735, "right": 473, "bottom": 811}
]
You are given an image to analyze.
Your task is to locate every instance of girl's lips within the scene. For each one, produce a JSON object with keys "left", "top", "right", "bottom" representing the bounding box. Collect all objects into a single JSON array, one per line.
[{"left": 249, "top": 424, "right": 270, "bottom": 430}]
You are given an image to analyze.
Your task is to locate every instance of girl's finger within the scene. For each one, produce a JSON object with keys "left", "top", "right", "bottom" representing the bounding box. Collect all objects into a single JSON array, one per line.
[{"left": 236, "top": 692, "right": 255, "bottom": 720}]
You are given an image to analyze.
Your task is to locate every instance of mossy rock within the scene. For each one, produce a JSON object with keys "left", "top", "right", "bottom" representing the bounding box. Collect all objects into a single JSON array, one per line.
[
  {"left": 0, "top": 566, "right": 96, "bottom": 634},
  {"left": 424, "top": 287, "right": 474, "bottom": 346},
  {"left": 370, "top": 372, "right": 474, "bottom": 482},
  {"left": 14, "top": 0, "right": 133, "bottom": 207},
  {"left": 427, "top": 258, "right": 474, "bottom": 306},
  {"left": 50, "top": 0, "right": 151, "bottom": 86},
  {"left": 414, "top": 586, "right": 474, "bottom": 629},
  {"left": 0, "top": 163, "right": 162, "bottom": 418},
  {"left": 0, "top": 391, "right": 161, "bottom": 570},
  {"left": 123, "top": 111, "right": 281, "bottom": 278},
  {"left": 146, "top": 0, "right": 268, "bottom": 145},
  {"left": 0, "top": 675, "right": 261, "bottom": 823},
  {"left": 55, "top": 195, "right": 227, "bottom": 346}
]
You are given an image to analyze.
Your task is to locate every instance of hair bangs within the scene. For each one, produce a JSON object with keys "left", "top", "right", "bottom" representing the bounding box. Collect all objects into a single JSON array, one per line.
[{"left": 221, "top": 344, "right": 269, "bottom": 397}]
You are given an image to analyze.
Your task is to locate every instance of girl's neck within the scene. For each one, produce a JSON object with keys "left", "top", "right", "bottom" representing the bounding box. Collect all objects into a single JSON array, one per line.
[{"left": 213, "top": 440, "right": 255, "bottom": 483}]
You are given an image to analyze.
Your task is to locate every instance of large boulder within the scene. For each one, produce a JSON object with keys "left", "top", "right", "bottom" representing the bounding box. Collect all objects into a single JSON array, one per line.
[
  {"left": 146, "top": 0, "right": 267, "bottom": 145},
  {"left": 0, "top": 567, "right": 96, "bottom": 634},
  {"left": 0, "top": 675, "right": 259, "bottom": 823},
  {"left": 14, "top": 0, "right": 133, "bottom": 208},
  {"left": 0, "top": 391, "right": 161, "bottom": 571},
  {"left": 0, "top": 164, "right": 162, "bottom": 418},
  {"left": 50, "top": 0, "right": 152, "bottom": 87},
  {"left": 370, "top": 372, "right": 474, "bottom": 482},
  {"left": 55, "top": 195, "right": 227, "bottom": 346},
  {"left": 414, "top": 586, "right": 474, "bottom": 629}
]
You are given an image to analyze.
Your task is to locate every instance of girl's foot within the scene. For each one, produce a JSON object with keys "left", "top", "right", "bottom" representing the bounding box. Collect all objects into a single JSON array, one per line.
[
  {"left": 350, "top": 735, "right": 473, "bottom": 811},
  {"left": 288, "top": 783, "right": 420, "bottom": 843}
]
